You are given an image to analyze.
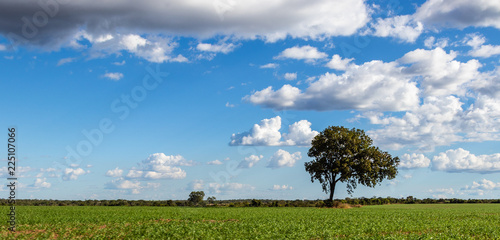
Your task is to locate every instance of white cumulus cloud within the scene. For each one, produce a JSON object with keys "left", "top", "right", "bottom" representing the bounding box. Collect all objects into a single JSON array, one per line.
[
  {"left": 325, "top": 54, "right": 353, "bottom": 71},
  {"left": 103, "top": 72, "right": 124, "bottom": 81},
  {"left": 238, "top": 155, "right": 263, "bottom": 168},
  {"left": 106, "top": 167, "right": 123, "bottom": 177},
  {"left": 267, "top": 149, "right": 302, "bottom": 169},
  {"left": 104, "top": 177, "right": 159, "bottom": 194},
  {"left": 432, "top": 148, "right": 500, "bottom": 173},
  {"left": 80, "top": 32, "right": 188, "bottom": 63},
  {"left": 246, "top": 59, "right": 420, "bottom": 111},
  {"left": 463, "top": 179, "right": 500, "bottom": 191},
  {"left": 122, "top": 153, "right": 192, "bottom": 180},
  {"left": 399, "top": 48, "right": 481, "bottom": 96},
  {"left": 368, "top": 15, "right": 423, "bottom": 43},
  {"left": 464, "top": 34, "right": 500, "bottom": 58},
  {"left": 230, "top": 116, "right": 318, "bottom": 146},
  {"left": 284, "top": 72, "right": 297, "bottom": 81},
  {"left": 282, "top": 120, "right": 319, "bottom": 146},
  {"left": 260, "top": 63, "right": 278, "bottom": 69},
  {"left": 230, "top": 116, "right": 283, "bottom": 146},
  {"left": 207, "top": 160, "right": 223, "bottom": 165},
  {"left": 399, "top": 153, "right": 431, "bottom": 169},
  {"left": 187, "top": 180, "right": 205, "bottom": 191},
  {"left": 197, "top": 42, "right": 236, "bottom": 54},
  {"left": 414, "top": 0, "right": 500, "bottom": 30},
  {"left": 367, "top": 94, "right": 500, "bottom": 151},
  {"left": 31, "top": 178, "right": 51, "bottom": 188},
  {"left": 63, "top": 168, "right": 88, "bottom": 181},
  {"left": 275, "top": 45, "right": 328, "bottom": 62}
]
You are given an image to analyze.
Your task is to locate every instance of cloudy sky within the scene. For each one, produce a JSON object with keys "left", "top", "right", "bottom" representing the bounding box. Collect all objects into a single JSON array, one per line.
[{"left": 1, "top": 0, "right": 500, "bottom": 200}]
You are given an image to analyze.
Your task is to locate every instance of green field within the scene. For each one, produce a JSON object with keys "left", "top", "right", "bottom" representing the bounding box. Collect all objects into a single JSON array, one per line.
[{"left": 2, "top": 204, "right": 499, "bottom": 239}]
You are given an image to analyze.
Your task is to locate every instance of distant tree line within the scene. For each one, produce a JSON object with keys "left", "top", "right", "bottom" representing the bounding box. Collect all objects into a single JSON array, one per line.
[{"left": 1, "top": 197, "right": 499, "bottom": 207}]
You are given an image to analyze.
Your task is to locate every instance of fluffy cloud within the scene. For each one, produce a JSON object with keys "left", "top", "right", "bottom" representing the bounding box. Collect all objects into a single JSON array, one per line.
[
  {"left": 102, "top": 72, "right": 124, "bottom": 81},
  {"left": 113, "top": 60, "right": 126, "bottom": 66},
  {"left": 0, "top": 0, "right": 369, "bottom": 49},
  {"left": 272, "top": 185, "right": 293, "bottom": 190},
  {"left": 230, "top": 116, "right": 318, "bottom": 146},
  {"left": 366, "top": 0, "right": 500, "bottom": 43},
  {"left": 398, "top": 48, "right": 480, "bottom": 96},
  {"left": 432, "top": 148, "right": 500, "bottom": 173},
  {"left": 106, "top": 167, "right": 123, "bottom": 177},
  {"left": 126, "top": 169, "right": 144, "bottom": 178},
  {"left": 469, "top": 67, "right": 500, "bottom": 99},
  {"left": 140, "top": 168, "right": 185, "bottom": 180},
  {"left": 367, "top": 95, "right": 500, "bottom": 151},
  {"left": 428, "top": 188, "right": 456, "bottom": 198},
  {"left": 282, "top": 120, "right": 319, "bottom": 146},
  {"left": 325, "top": 54, "right": 353, "bottom": 71},
  {"left": 197, "top": 42, "right": 236, "bottom": 54},
  {"left": 460, "top": 179, "right": 500, "bottom": 196},
  {"left": 399, "top": 153, "right": 431, "bottom": 169},
  {"left": 275, "top": 45, "right": 328, "bottom": 62},
  {"left": 105, "top": 177, "right": 159, "bottom": 194},
  {"left": 267, "top": 149, "right": 302, "bottom": 169},
  {"left": 63, "top": 168, "right": 88, "bottom": 181},
  {"left": 366, "top": 96, "right": 465, "bottom": 151},
  {"left": 230, "top": 116, "right": 282, "bottom": 146},
  {"left": 463, "top": 179, "right": 500, "bottom": 191},
  {"left": 260, "top": 63, "right": 278, "bottom": 69},
  {"left": 469, "top": 45, "right": 500, "bottom": 58},
  {"left": 80, "top": 33, "right": 188, "bottom": 63},
  {"left": 464, "top": 34, "right": 500, "bottom": 58},
  {"left": 113, "top": 153, "right": 192, "bottom": 180},
  {"left": 246, "top": 59, "right": 420, "bottom": 111},
  {"left": 414, "top": 0, "right": 500, "bottom": 30},
  {"left": 368, "top": 15, "right": 423, "bottom": 42},
  {"left": 187, "top": 180, "right": 205, "bottom": 191},
  {"left": 207, "top": 160, "right": 223, "bottom": 165},
  {"left": 143, "top": 153, "right": 194, "bottom": 167},
  {"left": 238, "top": 155, "right": 263, "bottom": 168},
  {"left": 424, "top": 36, "right": 448, "bottom": 49},
  {"left": 135, "top": 153, "right": 190, "bottom": 179},
  {"left": 31, "top": 178, "right": 51, "bottom": 188},
  {"left": 106, "top": 178, "right": 141, "bottom": 190},
  {"left": 284, "top": 73, "right": 297, "bottom": 81}
]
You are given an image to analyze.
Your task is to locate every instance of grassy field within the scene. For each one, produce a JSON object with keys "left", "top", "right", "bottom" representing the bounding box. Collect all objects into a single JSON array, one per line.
[{"left": 2, "top": 204, "right": 499, "bottom": 239}]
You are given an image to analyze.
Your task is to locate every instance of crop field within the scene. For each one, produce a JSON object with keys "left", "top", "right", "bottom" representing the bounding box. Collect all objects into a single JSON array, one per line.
[{"left": 1, "top": 204, "right": 499, "bottom": 239}]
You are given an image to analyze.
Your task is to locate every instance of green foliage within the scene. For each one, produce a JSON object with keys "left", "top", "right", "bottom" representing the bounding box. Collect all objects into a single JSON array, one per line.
[
  {"left": 251, "top": 199, "right": 262, "bottom": 207},
  {"left": 2, "top": 204, "right": 499, "bottom": 239},
  {"left": 188, "top": 191, "right": 205, "bottom": 205},
  {"left": 207, "top": 196, "right": 216, "bottom": 204},
  {"left": 305, "top": 126, "right": 399, "bottom": 200}
]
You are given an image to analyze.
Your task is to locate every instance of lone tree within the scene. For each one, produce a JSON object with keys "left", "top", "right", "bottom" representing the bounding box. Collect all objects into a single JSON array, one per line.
[
  {"left": 188, "top": 191, "right": 205, "bottom": 205},
  {"left": 305, "top": 126, "right": 399, "bottom": 202}
]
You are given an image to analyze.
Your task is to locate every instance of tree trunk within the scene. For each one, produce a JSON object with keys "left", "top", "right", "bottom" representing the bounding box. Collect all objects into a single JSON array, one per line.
[{"left": 329, "top": 180, "right": 337, "bottom": 201}]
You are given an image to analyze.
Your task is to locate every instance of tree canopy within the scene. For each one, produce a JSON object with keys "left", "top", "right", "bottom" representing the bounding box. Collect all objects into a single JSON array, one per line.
[
  {"left": 305, "top": 126, "right": 399, "bottom": 201},
  {"left": 188, "top": 191, "right": 205, "bottom": 205}
]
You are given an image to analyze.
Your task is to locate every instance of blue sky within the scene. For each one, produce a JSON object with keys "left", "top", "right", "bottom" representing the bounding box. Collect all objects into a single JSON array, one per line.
[{"left": 1, "top": 0, "right": 500, "bottom": 200}]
